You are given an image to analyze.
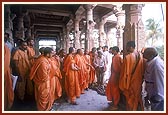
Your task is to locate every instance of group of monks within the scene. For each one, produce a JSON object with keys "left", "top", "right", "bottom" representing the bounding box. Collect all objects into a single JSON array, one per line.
[{"left": 4, "top": 36, "right": 161, "bottom": 111}]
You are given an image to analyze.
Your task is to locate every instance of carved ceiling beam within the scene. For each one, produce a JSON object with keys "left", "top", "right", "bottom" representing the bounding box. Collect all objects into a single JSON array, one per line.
[{"left": 27, "top": 9, "right": 72, "bottom": 17}]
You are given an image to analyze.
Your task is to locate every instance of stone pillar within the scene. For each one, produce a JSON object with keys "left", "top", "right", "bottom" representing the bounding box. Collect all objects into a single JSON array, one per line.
[
  {"left": 25, "top": 27, "right": 31, "bottom": 38},
  {"left": 106, "top": 29, "right": 111, "bottom": 47},
  {"left": 15, "top": 13, "right": 25, "bottom": 39},
  {"left": 123, "top": 4, "right": 145, "bottom": 54},
  {"left": 62, "top": 26, "right": 67, "bottom": 50},
  {"left": 31, "top": 26, "right": 35, "bottom": 39},
  {"left": 98, "top": 18, "right": 107, "bottom": 47},
  {"left": 74, "top": 18, "right": 81, "bottom": 49},
  {"left": 66, "top": 26, "right": 71, "bottom": 53},
  {"left": 4, "top": 5, "right": 16, "bottom": 44},
  {"left": 115, "top": 10, "right": 125, "bottom": 50},
  {"left": 83, "top": 4, "right": 96, "bottom": 51},
  {"left": 60, "top": 32, "right": 64, "bottom": 49}
]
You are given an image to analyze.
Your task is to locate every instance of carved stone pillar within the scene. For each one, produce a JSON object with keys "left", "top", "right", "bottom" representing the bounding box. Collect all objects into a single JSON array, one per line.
[
  {"left": 16, "top": 14, "right": 25, "bottom": 39},
  {"left": 74, "top": 18, "right": 80, "bottom": 49},
  {"left": 115, "top": 10, "right": 125, "bottom": 50},
  {"left": 123, "top": 4, "right": 145, "bottom": 54},
  {"left": 31, "top": 26, "right": 35, "bottom": 39},
  {"left": 98, "top": 18, "right": 107, "bottom": 47},
  {"left": 66, "top": 26, "right": 71, "bottom": 53},
  {"left": 106, "top": 29, "right": 111, "bottom": 47},
  {"left": 25, "top": 27, "right": 31, "bottom": 38},
  {"left": 83, "top": 4, "right": 96, "bottom": 51},
  {"left": 62, "top": 26, "right": 67, "bottom": 50},
  {"left": 60, "top": 32, "right": 64, "bottom": 49},
  {"left": 4, "top": 5, "right": 16, "bottom": 44}
]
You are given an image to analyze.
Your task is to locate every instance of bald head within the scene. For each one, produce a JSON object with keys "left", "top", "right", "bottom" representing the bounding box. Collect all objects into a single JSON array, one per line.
[{"left": 143, "top": 47, "right": 158, "bottom": 61}]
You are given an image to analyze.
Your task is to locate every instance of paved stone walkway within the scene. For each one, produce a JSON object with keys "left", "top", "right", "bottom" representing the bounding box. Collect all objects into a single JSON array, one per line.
[{"left": 51, "top": 89, "right": 109, "bottom": 111}]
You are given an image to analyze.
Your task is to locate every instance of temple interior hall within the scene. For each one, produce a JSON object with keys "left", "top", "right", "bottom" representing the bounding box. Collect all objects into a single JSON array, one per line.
[
  {"left": 3, "top": 3, "right": 165, "bottom": 112},
  {"left": 4, "top": 3, "right": 148, "bottom": 54}
]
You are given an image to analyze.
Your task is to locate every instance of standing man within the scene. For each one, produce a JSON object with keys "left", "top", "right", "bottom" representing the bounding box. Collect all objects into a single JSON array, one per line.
[
  {"left": 143, "top": 47, "right": 164, "bottom": 111},
  {"left": 74, "top": 49, "right": 88, "bottom": 94},
  {"left": 119, "top": 41, "right": 144, "bottom": 110},
  {"left": 26, "top": 38, "right": 36, "bottom": 66},
  {"left": 4, "top": 33, "right": 13, "bottom": 52},
  {"left": 93, "top": 50, "right": 106, "bottom": 87},
  {"left": 63, "top": 47, "right": 81, "bottom": 105},
  {"left": 12, "top": 40, "right": 31, "bottom": 101},
  {"left": 89, "top": 47, "right": 97, "bottom": 87},
  {"left": 30, "top": 47, "right": 53, "bottom": 111},
  {"left": 106, "top": 46, "right": 123, "bottom": 110},
  {"left": 103, "top": 45, "right": 113, "bottom": 84}
]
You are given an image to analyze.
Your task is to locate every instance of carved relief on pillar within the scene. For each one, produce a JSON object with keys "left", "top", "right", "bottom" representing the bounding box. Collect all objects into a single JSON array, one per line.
[
  {"left": 124, "top": 4, "right": 144, "bottom": 24},
  {"left": 123, "top": 21, "right": 132, "bottom": 53},
  {"left": 83, "top": 4, "right": 96, "bottom": 50},
  {"left": 66, "top": 27, "right": 71, "bottom": 53},
  {"left": 136, "top": 19, "right": 145, "bottom": 51},
  {"left": 25, "top": 27, "right": 32, "bottom": 38},
  {"left": 123, "top": 19, "right": 145, "bottom": 52},
  {"left": 123, "top": 4, "right": 145, "bottom": 54},
  {"left": 88, "top": 20, "right": 96, "bottom": 49},
  {"left": 14, "top": 14, "right": 26, "bottom": 39},
  {"left": 74, "top": 18, "right": 81, "bottom": 49},
  {"left": 4, "top": 5, "right": 16, "bottom": 45}
]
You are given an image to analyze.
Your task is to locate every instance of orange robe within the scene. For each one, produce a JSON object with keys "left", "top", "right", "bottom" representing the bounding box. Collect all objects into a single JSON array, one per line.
[
  {"left": 4, "top": 45, "right": 14, "bottom": 110},
  {"left": 64, "top": 54, "right": 81, "bottom": 103},
  {"left": 84, "top": 54, "right": 91, "bottom": 88},
  {"left": 89, "top": 52, "right": 96, "bottom": 83},
  {"left": 12, "top": 49, "right": 31, "bottom": 100},
  {"left": 119, "top": 52, "right": 144, "bottom": 110},
  {"left": 49, "top": 57, "right": 62, "bottom": 102},
  {"left": 27, "top": 46, "right": 35, "bottom": 96},
  {"left": 27, "top": 46, "right": 35, "bottom": 66},
  {"left": 30, "top": 56, "right": 52, "bottom": 111},
  {"left": 74, "top": 54, "right": 88, "bottom": 93},
  {"left": 60, "top": 55, "right": 67, "bottom": 97},
  {"left": 106, "top": 54, "right": 122, "bottom": 106}
]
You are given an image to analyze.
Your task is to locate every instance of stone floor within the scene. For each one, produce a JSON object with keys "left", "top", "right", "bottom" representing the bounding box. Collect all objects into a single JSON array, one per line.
[
  {"left": 51, "top": 89, "right": 109, "bottom": 111},
  {"left": 10, "top": 88, "right": 126, "bottom": 112}
]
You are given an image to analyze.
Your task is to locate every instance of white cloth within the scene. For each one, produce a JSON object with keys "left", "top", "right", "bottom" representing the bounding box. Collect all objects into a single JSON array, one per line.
[
  {"left": 103, "top": 51, "right": 113, "bottom": 83},
  {"left": 11, "top": 74, "right": 18, "bottom": 91}
]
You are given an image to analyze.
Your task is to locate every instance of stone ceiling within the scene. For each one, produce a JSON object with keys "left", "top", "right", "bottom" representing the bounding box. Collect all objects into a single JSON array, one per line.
[{"left": 9, "top": 4, "right": 118, "bottom": 40}]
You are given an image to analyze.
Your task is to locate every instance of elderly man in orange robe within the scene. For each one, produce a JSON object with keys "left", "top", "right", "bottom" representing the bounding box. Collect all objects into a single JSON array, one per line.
[
  {"left": 26, "top": 38, "right": 36, "bottom": 96},
  {"left": 12, "top": 40, "right": 31, "bottom": 101},
  {"left": 49, "top": 50, "right": 62, "bottom": 103},
  {"left": 30, "top": 47, "right": 53, "bottom": 111},
  {"left": 106, "top": 46, "right": 123, "bottom": 110},
  {"left": 4, "top": 44, "right": 14, "bottom": 110},
  {"left": 119, "top": 41, "right": 144, "bottom": 111},
  {"left": 74, "top": 49, "right": 89, "bottom": 94},
  {"left": 26, "top": 38, "right": 36, "bottom": 66},
  {"left": 89, "top": 47, "right": 97, "bottom": 87},
  {"left": 63, "top": 47, "right": 81, "bottom": 105},
  {"left": 84, "top": 49, "right": 91, "bottom": 90}
]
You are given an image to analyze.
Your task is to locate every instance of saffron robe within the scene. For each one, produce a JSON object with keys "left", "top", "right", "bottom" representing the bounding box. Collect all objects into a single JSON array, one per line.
[
  {"left": 27, "top": 46, "right": 35, "bottom": 66},
  {"left": 4, "top": 45, "right": 14, "bottom": 110},
  {"left": 30, "top": 56, "right": 52, "bottom": 111},
  {"left": 64, "top": 54, "right": 81, "bottom": 103},
  {"left": 106, "top": 54, "right": 122, "bottom": 106},
  {"left": 49, "top": 57, "right": 62, "bottom": 102},
  {"left": 119, "top": 52, "right": 144, "bottom": 110},
  {"left": 84, "top": 54, "right": 91, "bottom": 88},
  {"left": 89, "top": 52, "right": 96, "bottom": 83},
  {"left": 74, "top": 54, "right": 88, "bottom": 93},
  {"left": 12, "top": 49, "right": 31, "bottom": 100}
]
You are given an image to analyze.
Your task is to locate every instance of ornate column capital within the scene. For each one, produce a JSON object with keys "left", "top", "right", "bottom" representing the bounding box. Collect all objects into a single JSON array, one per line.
[{"left": 83, "top": 4, "right": 96, "bottom": 10}]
